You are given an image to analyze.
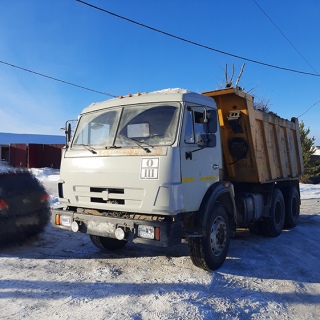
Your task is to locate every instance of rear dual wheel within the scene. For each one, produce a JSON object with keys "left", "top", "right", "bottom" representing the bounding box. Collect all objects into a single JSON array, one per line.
[
  {"left": 284, "top": 186, "right": 300, "bottom": 228},
  {"left": 262, "top": 188, "right": 285, "bottom": 237},
  {"left": 249, "top": 186, "right": 300, "bottom": 237}
]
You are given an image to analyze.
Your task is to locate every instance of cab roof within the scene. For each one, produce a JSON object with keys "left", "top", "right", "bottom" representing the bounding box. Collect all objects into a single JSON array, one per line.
[{"left": 81, "top": 89, "right": 217, "bottom": 114}]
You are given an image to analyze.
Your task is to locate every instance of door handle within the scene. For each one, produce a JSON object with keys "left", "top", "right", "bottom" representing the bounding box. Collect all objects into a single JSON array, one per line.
[{"left": 212, "top": 164, "right": 219, "bottom": 170}]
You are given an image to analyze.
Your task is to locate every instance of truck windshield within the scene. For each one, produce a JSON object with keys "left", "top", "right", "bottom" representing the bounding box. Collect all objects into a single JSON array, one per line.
[{"left": 72, "top": 102, "right": 180, "bottom": 149}]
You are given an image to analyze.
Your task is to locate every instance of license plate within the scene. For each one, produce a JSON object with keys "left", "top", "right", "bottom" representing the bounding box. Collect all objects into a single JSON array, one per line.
[{"left": 60, "top": 215, "right": 72, "bottom": 226}]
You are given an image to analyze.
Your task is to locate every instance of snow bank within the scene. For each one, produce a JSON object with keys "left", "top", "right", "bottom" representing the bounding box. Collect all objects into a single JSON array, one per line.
[
  {"left": 300, "top": 183, "right": 320, "bottom": 199},
  {"left": 30, "top": 168, "right": 61, "bottom": 207},
  {"left": 30, "top": 167, "right": 60, "bottom": 181},
  {"left": 0, "top": 161, "right": 17, "bottom": 174}
]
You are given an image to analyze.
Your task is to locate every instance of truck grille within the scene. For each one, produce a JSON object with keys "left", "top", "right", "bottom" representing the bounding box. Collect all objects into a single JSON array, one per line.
[{"left": 73, "top": 186, "right": 145, "bottom": 207}]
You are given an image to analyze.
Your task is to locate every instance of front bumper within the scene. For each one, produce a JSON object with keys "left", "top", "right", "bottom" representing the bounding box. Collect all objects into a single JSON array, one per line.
[{"left": 51, "top": 207, "right": 182, "bottom": 247}]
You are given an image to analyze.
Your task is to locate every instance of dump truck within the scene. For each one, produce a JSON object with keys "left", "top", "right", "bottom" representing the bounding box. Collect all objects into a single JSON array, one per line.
[
  {"left": 0, "top": 163, "right": 50, "bottom": 244},
  {"left": 51, "top": 87, "right": 303, "bottom": 271}
]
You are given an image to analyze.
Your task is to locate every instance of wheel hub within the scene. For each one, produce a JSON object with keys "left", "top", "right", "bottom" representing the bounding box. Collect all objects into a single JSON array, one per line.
[{"left": 210, "top": 217, "right": 227, "bottom": 256}]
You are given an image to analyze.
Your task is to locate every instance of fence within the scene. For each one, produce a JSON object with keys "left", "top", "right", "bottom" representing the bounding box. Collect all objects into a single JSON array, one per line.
[{"left": 3, "top": 143, "right": 64, "bottom": 169}]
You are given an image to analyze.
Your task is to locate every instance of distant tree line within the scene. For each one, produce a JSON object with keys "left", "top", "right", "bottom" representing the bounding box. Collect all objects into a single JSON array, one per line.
[{"left": 299, "top": 121, "right": 320, "bottom": 183}]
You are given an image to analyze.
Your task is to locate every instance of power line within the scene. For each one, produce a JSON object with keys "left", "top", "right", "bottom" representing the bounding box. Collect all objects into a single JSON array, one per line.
[
  {"left": 76, "top": 0, "right": 320, "bottom": 77},
  {"left": 0, "top": 60, "right": 117, "bottom": 97},
  {"left": 250, "top": 0, "right": 320, "bottom": 118},
  {"left": 1, "top": 48, "right": 318, "bottom": 118},
  {"left": 252, "top": 0, "right": 318, "bottom": 75},
  {"left": 297, "top": 100, "right": 320, "bottom": 118}
]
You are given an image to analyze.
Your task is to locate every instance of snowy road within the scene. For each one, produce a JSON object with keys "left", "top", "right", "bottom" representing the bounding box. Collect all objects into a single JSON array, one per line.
[{"left": 0, "top": 198, "right": 319, "bottom": 319}]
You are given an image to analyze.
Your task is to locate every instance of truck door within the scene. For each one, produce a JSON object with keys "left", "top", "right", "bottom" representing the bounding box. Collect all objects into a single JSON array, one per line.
[{"left": 180, "top": 106, "right": 222, "bottom": 212}]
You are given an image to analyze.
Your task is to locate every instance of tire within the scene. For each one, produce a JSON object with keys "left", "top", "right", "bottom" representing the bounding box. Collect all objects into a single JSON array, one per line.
[
  {"left": 90, "top": 235, "right": 128, "bottom": 251},
  {"left": 284, "top": 186, "right": 300, "bottom": 228},
  {"left": 188, "top": 203, "right": 230, "bottom": 271},
  {"left": 262, "top": 188, "right": 285, "bottom": 237}
]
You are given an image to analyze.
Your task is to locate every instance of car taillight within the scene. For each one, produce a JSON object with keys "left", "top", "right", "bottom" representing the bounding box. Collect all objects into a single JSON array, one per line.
[
  {"left": 40, "top": 193, "right": 50, "bottom": 203},
  {"left": 0, "top": 199, "right": 9, "bottom": 210}
]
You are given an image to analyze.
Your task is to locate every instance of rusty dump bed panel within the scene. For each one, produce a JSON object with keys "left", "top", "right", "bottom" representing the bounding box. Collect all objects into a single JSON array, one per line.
[{"left": 203, "top": 87, "right": 304, "bottom": 183}]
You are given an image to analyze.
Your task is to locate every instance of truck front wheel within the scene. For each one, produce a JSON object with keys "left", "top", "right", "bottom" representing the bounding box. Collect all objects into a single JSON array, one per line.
[
  {"left": 90, "top": 235, "right": 128, "bottom": 251},
  {"left": 188, "top": 203, "right": 230, "bottom": 271}
]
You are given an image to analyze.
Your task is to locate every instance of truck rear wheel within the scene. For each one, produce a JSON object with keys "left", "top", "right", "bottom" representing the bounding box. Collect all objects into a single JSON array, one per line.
[
  {"left": 284, "top": 186, "right": 300, "bottom": 228},
  {"left": 90, "top": 235, "right": 128, "bottom": 251},
  {"left": 262, "top": 188, "right": 285, "bottom": 237},
  {"left": 188, "top": 203, "right": 230, "bottom": 271}
]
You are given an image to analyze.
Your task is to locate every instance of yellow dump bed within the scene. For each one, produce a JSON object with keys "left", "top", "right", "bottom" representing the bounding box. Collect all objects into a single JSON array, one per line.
[{"left": 203, "top": 87, "right": 304, "bottom": 183}]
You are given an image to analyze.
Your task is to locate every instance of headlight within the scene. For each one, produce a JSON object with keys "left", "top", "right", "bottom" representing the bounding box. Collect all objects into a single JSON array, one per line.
[{"left": 138, "top": 225, "right": 155, "bottom": 239}]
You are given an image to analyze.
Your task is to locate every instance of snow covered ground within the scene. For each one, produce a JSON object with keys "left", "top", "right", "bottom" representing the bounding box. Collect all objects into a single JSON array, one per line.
[{"left": 0, "top": 169, "right": 319, "bottom": 319}]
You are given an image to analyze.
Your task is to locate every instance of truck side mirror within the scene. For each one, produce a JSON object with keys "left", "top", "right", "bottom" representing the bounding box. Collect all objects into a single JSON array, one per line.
[{"left": 66, "top": 123, "right": 72, "bottom": 143}]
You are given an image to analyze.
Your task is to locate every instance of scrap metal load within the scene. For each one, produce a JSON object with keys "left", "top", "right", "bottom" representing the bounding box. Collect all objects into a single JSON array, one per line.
[
  {"left": 0, "top": 164, "right": 50, "bottom": 244},
  {"left": 204, "top": 87, "right": 304, "bottom": 183}
]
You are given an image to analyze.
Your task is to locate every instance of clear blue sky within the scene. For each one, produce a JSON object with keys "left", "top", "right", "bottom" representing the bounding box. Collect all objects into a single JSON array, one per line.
[{"left": 1, "top": 0, "right": 320, "bottom": 144}]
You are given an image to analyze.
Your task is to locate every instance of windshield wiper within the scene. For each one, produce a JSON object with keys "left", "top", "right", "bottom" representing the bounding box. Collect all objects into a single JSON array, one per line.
[
  {"left": 118, "top": 134, "right": 153, "bottom": 153},
  {"left": 74, "top": 144, "right": 97, "bottom": 154}
]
